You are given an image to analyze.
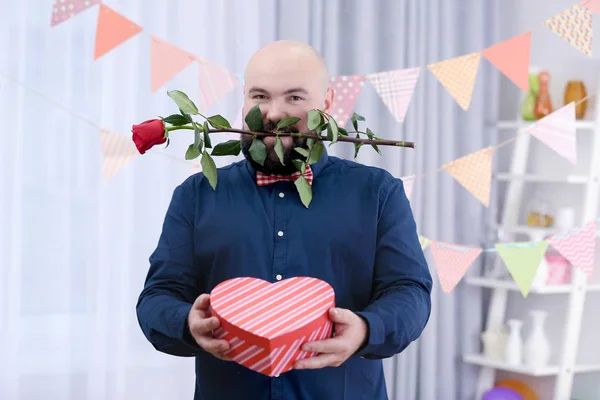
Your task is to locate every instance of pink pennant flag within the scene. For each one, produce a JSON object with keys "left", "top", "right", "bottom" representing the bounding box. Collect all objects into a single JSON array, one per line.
[
  {"left": 442, "top": 146, "right": 493, "bottom": 207},
  {"left": 94, "top": 5, "right": 143, "bottom": 60},
  {"left": 580, "top": 0, "right": 600, "bottom": 14},
  {"left": 482, "top": 32, "right": 531, "bottom": 92},
  {"left": 528, "top": 102, "right": 577, "bottom": 164},
  {"left": 198, "top": 60, "right": 240, "bottom": 112},
  {"left": 51, "top": 0, "right": 100, "bottom": 27},
  {"left": 330, "top": 75, "right": 367, "bottom": 128},
  {"left": 100, "top": 129, "right": 139, "bottom": 180},
  {"left": 366, "top": 68, "right": 420, "bottom": 123},
  {"left": 401, "top": 175, "right": 415, "bottom": 201},
  {"left": 151, "top": 36, "right": 197, "bottom": 93},
  {"left": 427, "top": 52, "right": 481, "bottom": 111},
  {"left": 547, "top": 220, "right": 596, "bottom": 277},
  {"left": 545, "top": 3, "right": 593, "bottom": 56},
  {"left": 430, "top": 242, "right": 482, "bottom": 293}
]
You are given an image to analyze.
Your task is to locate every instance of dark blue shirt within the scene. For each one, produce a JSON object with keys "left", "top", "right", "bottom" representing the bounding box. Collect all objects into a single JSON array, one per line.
[{"left": 136, "top": 150, "right": 432, "bottom": 400}]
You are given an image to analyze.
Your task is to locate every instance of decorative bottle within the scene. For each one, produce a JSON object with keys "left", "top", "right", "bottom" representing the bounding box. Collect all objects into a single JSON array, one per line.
[
  {"left": 524, "top": 310, "right": 552, "bottom": 368},
  {"left": 534, "top": 71, "right": 553, "bottom": 119},
  {"left": 504, "top": 319, "right": 523, "bottom": 366},
  {"left": 521, "top": 71, "right": 540, "bottom": 121},
  {"left": 564, "top": 80, "right": 587, "bottom": 119}
]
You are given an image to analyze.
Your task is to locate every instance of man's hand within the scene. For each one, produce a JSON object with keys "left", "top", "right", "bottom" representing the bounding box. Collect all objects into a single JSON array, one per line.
[
  {"left": 293, "top": 307, "right": 368, "bottom": 370},
  {"left": 187, "top": 294, "right": 231, "bottom": 360}
]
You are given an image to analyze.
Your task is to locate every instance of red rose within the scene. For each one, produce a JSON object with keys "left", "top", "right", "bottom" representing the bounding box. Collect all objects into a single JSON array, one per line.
[{"left": 132, "top": 119, "right": 167, "bottom": 154}]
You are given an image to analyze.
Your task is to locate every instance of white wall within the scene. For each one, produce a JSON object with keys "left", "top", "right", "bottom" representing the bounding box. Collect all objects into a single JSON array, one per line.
[{"left": 495, "top": 0, "right": 600, "bottom": 398}]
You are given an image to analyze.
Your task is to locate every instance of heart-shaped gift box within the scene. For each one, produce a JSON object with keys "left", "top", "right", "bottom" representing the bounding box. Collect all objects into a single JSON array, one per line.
[{"left": 209, "top": 276, "right": 335, "bottom": 376}]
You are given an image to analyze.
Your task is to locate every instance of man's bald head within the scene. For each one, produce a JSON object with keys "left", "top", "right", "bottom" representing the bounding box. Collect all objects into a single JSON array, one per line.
[{"left": 240, "top": 40, "right": 335, "bottom": 175}]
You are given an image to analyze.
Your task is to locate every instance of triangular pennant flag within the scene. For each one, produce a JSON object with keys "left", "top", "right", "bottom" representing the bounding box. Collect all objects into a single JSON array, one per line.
[
  {"left": 427, "top": 52, "right": 481, "bottom": 111},
  {"left": 528, "top": 102, "right": 577, "bottom": 164},
  {"left": 442, "top": 146, "right": 493, "bottom": 207},
  {"left": 51, "top": 0, "right": 100, "bottom": 27},
  {"left": 151, "top": 36, "right": 197, "bottom": 93},
  {"left": 430, "top": 242, "right": 482, "bottom": 293},
  {"left": 401, "top": 175, "right": 415, "bottom": 201},
  {"left": 419, "top": 235, "right": 430, "bottom": 250},
  {"left": 547, "top": 221, "right": 596, "bottom": 277},
  {"left": 94, "top": 5, "right": 143, "bottom": 60},
  {"left": 366, "top": 67, "right": 420, "bottom": 123},
  {"left": 545, "top": 4, "right": 592, "bottom": 57},
  {"left": 580, "top": 0, "right": 600, "bottom": 14},
  {"left": 100, "top": 129, "right": 139, "bottom": 180},
  {"left": 198, "top": 60, "right": 240, "bottom": 112},
  {"left": 330, "top": 75, "right": 367, "bottom": 128},
  {"left": 495, "top": 242, "right": 549, "bottom": 297},
  {"left": 482, "top": 32, "right": 531, "bottom": 92}
]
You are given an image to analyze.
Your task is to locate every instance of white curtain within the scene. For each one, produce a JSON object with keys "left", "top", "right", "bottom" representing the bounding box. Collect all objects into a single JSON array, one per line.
[{"left": 0, "top": 0, "right": 499, "bottom": 399}]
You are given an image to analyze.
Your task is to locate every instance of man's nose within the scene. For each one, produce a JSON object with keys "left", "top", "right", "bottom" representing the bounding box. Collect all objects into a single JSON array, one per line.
[{"left": 263, "top": 101, "right": 288, "bottom": 123}]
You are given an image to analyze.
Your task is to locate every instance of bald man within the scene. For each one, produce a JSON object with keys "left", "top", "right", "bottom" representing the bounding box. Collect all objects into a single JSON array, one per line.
[{"left": 136, "top": 40, "right": 432, "bottom": 400}]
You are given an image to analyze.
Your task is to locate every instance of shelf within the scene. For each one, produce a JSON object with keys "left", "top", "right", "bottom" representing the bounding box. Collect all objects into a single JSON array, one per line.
[
  {"left": 465, "top": 276, "right": 600, "bottom": 294},
  {"left": 495, "top": 173, "right": 591, "bottom": 184},
  {"left": 496, "top": 120, "right": 596, "bottom": 130},
  {"left": 463, "top": 354, "right": 600, "bottom": 376}
]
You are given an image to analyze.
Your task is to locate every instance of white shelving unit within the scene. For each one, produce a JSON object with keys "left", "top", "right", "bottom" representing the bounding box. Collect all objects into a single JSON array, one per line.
[{"left": 463, "top": 69, "right": 600, "bottom": 400}]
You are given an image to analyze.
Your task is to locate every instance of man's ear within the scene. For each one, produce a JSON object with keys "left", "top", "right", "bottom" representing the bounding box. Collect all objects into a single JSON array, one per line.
[{"left": 323, "top": 87, "right": 334, "bottom": 114}]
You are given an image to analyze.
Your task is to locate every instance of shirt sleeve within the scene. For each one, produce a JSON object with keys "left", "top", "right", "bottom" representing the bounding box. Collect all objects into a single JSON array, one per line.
[
  {"left": 136, "top": 178, "right": 205, "bottom": 357},
  {"left": 354, "top": 177, "right": 432, "bottom": 359}
]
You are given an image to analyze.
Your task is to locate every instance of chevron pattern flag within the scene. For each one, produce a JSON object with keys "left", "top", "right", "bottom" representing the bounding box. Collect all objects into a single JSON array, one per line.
[
  {"left": 366, "top": 67, "right": 420, "bottom": 123},
  {"left": 547, "top": 220, "right": 597, "bottom": 277}
]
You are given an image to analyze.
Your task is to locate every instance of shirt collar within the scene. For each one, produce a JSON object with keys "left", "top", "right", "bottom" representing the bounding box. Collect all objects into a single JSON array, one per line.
[{"left": 244, "top": 147, "right": 329, "bottom": 180}]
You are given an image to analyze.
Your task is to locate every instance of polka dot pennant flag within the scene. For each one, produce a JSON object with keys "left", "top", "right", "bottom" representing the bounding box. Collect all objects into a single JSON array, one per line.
[
  {"left": 51, "top": 0, "right": 100, "bottom": 27},
  {"left": 329, "top": 75, "right": 366, "bottom": 128}
]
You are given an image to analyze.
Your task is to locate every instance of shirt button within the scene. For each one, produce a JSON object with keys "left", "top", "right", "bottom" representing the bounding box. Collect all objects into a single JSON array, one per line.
[
  {"left": 276, "top": 274, "right": 282, "bottom": 281},
  {"left": 277, "top": 231, "right": 284, "bottom": 237},
  {"left": 279, "top": 192, "right": 285, "bottom": 198}
]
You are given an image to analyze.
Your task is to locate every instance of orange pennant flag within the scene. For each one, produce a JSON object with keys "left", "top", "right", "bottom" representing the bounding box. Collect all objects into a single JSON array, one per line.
[
  {"left": 94, "top": 5, "right": 143, "bottom": 60},
  {"left": 151, "top": 36, "right": 197, "bottom": 93},
  {"left": 430, "top": 241, "right": 482, "bottom": 293},
  {"left": 443, "top": 146, "right": 493, "bottom": 207},
  {"left": 427, "top": 52, "right": 481, "bottom": 111},
  {"left": 482, "top": 32, "right": 531, "bottom": 92},
  {"left": 100, "top": 129, "right": 139, "bottom": 180},
  {"left": 545, "top": 3, "right": 592, "bottom": 57}
]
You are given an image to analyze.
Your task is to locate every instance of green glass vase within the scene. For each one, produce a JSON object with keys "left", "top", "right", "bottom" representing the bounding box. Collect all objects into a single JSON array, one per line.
[{"left": 521, "top": 73, "right": 540, "bottom": 121}]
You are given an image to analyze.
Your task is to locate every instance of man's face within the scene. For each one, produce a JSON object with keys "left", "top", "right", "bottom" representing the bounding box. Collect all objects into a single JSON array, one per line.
[{"left": 240, "top": 62, "right": 333, "bottom": 175}]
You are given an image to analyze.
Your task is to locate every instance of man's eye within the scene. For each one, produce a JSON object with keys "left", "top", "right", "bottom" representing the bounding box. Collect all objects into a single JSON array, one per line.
[
  {"left": 290, "top": 96, "right": 303, "bottom": 101},
  {"left": 253, "top": 95, "right": 267, "bottom": 100}
]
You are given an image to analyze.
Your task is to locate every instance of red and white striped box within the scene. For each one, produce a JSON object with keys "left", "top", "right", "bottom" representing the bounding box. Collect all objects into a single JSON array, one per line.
[{"left": 209, "top": 277, "right": 335, "bottom": 377}]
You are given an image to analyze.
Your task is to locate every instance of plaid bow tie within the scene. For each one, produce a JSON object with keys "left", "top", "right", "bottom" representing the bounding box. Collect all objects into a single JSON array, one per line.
[{"left": 256, "top": 165, "right": 314, "bottom": 186}]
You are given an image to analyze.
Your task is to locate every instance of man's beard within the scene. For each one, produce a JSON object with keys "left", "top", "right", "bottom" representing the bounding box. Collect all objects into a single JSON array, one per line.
[{"left": 241, "top": 119, "right": 308, "bottom": 175}]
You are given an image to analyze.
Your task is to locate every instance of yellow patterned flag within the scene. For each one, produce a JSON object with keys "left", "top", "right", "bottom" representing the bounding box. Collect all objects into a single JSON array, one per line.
[
  {"left": 419, "top": 235, "right": 430, "bottom": 250},
  {"left": 100, "top": 129, "right": 139, "bottom": 180},
  {"left": 427, "top": 52, "right": 481, "bottom": 111},
  {"left": 545, "top": 3, "right": 593, "bottom": 56},
  {"left": 442, "top": 146, "right": 493, "bottom": 207}
]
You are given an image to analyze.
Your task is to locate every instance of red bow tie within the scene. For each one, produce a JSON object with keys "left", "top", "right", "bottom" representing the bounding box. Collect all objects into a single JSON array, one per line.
[{"left": 256, "top": 165, "right": 314, "bottom": 186}]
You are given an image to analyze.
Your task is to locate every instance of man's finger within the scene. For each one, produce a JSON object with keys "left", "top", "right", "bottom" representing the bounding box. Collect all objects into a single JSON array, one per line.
[
  {"left": 192, "top": 294, "right": 211, "bottom": 311},
  {"left": 301, "top": 337, "right": 346, "bottom": 354},
  {"left": 197, "top": 336, "right": 230, "bottom": 354},
  {"left": 190, "top": 316, "right": 220, "bottom": 335},
  {"left": 294, "top": 353, "right": 340, "bottom": 370},
  {"left": 328, "top": 307, "right": 354, "bottom": 324}
]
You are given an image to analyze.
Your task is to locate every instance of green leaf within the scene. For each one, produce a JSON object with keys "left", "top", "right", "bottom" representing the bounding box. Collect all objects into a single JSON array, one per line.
[
  {"left": 211, "top": 140, "right": 241, "bottom": 156},
  {"left": 162, "top": 114, "right": 190, "bottom": 126},
  {"left": 353, "top": 133, "right": 362, "bottom": 159},
  {"left": 328, "top": 118, "right": 339, "bottom": 144},
  {"left": 245, "top": 105, "right": 263, "bottom": 132},
  {"left": 371, "top": 144, "right": 382, "bottom": 155},
  {"left": 366, "top": 128, "right": 375, "bottom": 139},
  {"left": 294, "top": 147, "right": 310, "bottom": 157},
  {"left": 168, "top": 90, "right": 199, "bottom": 115},
  {"left": 294, "top": 176, "right": 312, "bottom": 208},
  {"left": 165, "top": 138, "right": 171, "bottom": 148},
  {"left": 185, "top": 144, "right": 201, "bottom": 160},
  {"left": 365, "top": 128, "right": 381, "bottom": 155},
  {"left": 193, "top": 125, "right": 202, "bottom": 148},
  {"left": 293, "top": 159, "right": 305, "bottom": 173},
  {"left": 276, "top": 116, "right": 301, "bottom": 130},
  {"left": 351, "top": 112, "right": 365, "bottom": 132},
  {"left": 274, "top": 136, "right": 285, "bottom": 165},
  {"left": 338, "top": 128, "right": 348, "bottom": 136},
  {"left": 203, "top": 121, "right": 212, "bottom": 148},
  {"left": 249, "top": 137, "right": 267, "bottom": 166},
  {"left": 201, "top": 150, "right": 218, "bottom": 190},
  {"left": 306, "top": 138, "right": 315, "bottom": 149},
  {"left": 207, "top": 114, "right": 231, "bottom": 129},
  {"left": 308, "top": 142, "right": 325, "bottom": 164},
  {"left": 307, "top": 110, "right": 323, "bottom": 131}
]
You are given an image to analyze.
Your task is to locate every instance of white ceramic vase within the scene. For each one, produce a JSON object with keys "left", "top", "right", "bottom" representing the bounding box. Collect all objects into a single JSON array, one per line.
[
  {"left": 524, "top": 310, "right": 551, "bottom": 368},
  {"left": 504, "top": 319, "right": 523, "bottom": 365}
]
